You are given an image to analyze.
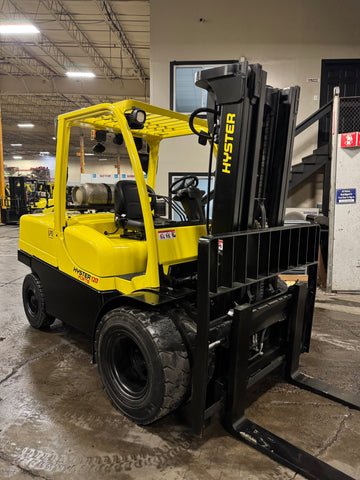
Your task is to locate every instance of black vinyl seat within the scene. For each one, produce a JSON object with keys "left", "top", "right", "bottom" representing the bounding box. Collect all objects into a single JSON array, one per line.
[{"left": 114, "top": 180, "right": 176, "bottom": 235}]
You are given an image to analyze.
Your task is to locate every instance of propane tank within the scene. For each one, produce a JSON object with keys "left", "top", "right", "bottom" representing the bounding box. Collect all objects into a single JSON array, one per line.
[{"left": 72, "top": 183, "right": 115, "bottom": 206}]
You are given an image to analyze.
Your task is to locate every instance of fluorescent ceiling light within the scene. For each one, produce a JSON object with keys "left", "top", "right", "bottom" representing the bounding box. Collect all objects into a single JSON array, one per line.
[
  {"left": 13, "top": 155, "right": 23, "bottom": 159},
  {"left": 18, "top": 123, "right": 34, "bottom": 128},
  {"left": 66, "top": 71, "right": 95, "bottom": 78},
  {"left": 11, "top": 143, "right": 22, "bottom": 146},
  {"left": 40, "top": 151, "right": 50, "bottom": 155},
  {"left": 0, "top": 24, "right": 40, "bottom": 34},
  {"left": 98, "top": 158, "right": 107, "bottom": 161},
  {"left": 52, "top": 137, "right": 56, "bottom": 140},
  {"left": 84, "top": 153, "right": 94, "bottom": 156}
]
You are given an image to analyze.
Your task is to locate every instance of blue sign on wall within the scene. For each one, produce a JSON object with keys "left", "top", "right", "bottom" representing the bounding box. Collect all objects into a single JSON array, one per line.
[{"left": 336, "top": 188, "right": 356, "bottom": 204}]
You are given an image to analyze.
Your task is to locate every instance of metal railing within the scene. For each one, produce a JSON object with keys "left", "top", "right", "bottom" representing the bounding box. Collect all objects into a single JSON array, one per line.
[{"left": 295, "top": 99, "right": 333, "bottom": 137}]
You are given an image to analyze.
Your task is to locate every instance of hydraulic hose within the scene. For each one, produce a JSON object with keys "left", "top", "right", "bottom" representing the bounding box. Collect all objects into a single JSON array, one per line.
[
  {"left": 188, "top": 107, "right": 217, "bottom": 139},
  {"left": 188, "top": 107, "right": 218, "bottom": 234}
]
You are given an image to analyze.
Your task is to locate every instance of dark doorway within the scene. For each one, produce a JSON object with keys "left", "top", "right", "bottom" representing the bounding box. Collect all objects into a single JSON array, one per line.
[{"left": 318, "top": 59, "right": 360, "bottom": 146}]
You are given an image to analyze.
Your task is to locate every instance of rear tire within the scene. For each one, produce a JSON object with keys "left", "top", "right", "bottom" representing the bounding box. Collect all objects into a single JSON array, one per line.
[
  {"left": 95, "top": 306, "right": 190, "bottom": 425},
  {"left": 22, "top": 273, "right": 55, "bottom": 329}
]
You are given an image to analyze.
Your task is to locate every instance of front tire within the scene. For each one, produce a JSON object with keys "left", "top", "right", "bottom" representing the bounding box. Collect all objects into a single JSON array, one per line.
[
  {"left": 22, "top": 273, "right": 55, "bottom": 329},
  {"left": 95, "top": 306, "right": 190, "bottom": 425}
]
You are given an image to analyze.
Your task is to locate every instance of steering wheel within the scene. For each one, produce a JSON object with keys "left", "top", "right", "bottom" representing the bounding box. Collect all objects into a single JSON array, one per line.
[{"left": 170, "top": 175, "right": 199, "bottom": 195}]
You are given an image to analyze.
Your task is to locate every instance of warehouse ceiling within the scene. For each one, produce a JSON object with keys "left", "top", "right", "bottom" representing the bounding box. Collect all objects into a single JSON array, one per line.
[{"left": 0, "top": 0, "right": 150, "bottom": 161}]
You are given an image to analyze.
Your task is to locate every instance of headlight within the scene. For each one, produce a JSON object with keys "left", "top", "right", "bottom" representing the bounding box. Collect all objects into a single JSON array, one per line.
[{"left": 125, "top": 107, "right": 146, "bottom": 129}]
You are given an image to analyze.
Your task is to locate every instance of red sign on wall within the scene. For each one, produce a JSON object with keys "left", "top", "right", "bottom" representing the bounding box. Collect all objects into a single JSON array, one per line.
[{"left": 340, "top": 132, "right": 360, "bottom": 148}]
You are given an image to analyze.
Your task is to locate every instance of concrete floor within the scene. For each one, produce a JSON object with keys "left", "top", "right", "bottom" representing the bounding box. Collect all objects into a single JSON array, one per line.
[{"left": 0, "top": 224, "right": 359, "bottom": 480}]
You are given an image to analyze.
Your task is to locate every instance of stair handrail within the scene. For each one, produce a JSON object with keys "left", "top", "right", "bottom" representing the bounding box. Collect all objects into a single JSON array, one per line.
[{"left": 295, "top": 99, "right": 333, "bottom": 137}]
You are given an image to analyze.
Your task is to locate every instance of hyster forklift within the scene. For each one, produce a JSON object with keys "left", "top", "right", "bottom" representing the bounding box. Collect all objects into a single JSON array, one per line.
[
  {"left": 2, "top": 176, "right": 29, "bottom": 224},
  {"left": 18, "top": 61, "right": 359, "bottom": 480},
  {"left": 1, "top": 178, "right": 54, "bottom": 224}
]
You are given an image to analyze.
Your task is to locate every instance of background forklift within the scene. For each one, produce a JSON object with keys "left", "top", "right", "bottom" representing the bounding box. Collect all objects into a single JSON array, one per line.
[
  {"left": 18, "top": 61, "right": 359, "bottom": 480},
  {"left": 1, "top": 176, "right": 28, "bottom": 224},
  {"left": 26, "top": 179, "right": 54, "bottom": 212},
  {"left": 1, "top": 177, "right": 54, "bottom": 224}
]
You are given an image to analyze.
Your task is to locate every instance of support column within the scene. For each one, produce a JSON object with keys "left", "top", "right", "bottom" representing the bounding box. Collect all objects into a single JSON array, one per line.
[
  {"left": 0, "top": 106, "right": 5, "bottom": 222},
  {"left": 79, "top": 133, "right": 85, "bottom": 174},
  {"left": 327, "top": 87, "right": 340, "bottom": 292},
  {"left": 116, "top": 152, "right": 121, "bottom": 175}
]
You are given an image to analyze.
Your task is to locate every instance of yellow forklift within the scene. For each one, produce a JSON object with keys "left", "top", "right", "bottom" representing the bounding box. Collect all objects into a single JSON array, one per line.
[
  {"left": 2, "top": 176, "right": 29, "bottom": 224},
  {"left": 26, "top": 179, "right": 55, "bottom": 212},
  {"left": 1, "top": 177, "right": 54, "bottom": 224},
  {"left": 18, "top": 61, "right": 359, "bottom": 480}
]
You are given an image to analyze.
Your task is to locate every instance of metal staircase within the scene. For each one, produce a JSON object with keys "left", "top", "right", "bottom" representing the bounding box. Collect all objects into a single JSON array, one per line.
[
  {"left": 288, "top": 96, "right": 360, "bottom": 216},
  {"left": 287, "top": 100, "right": 333, "bottom": 216},
  {"left": 289, "top": 143, "right": 330, "bottom": 190}
]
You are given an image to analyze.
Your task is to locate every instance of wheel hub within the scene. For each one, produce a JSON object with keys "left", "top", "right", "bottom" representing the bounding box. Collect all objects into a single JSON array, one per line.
[{"left": 111, "top": 335, "right": 148, "bottom": 398}]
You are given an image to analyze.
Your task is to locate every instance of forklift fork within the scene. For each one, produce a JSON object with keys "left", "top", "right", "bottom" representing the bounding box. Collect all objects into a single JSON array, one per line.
[
  {"left": 227, "top": 284, "right": 358, "bottom": 480},
  {"left": 191, "top": 225, "right": 359, "bottom": 480}
]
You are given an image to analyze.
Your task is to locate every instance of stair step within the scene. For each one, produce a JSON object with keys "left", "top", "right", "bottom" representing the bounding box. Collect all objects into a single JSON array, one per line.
[
  {"left": 291, "top": 163, "right": 305, "bottom": 173},
  {"left": 301, "top": 155, "right": 317, "bottom": 164},
  {"left": 289, "top": 161, "right": 327, "bottom": 190},
  {"left": 289, "top": 144, "right": 330, "bottom": 191},
  {"left": 289, "top": 172, "right": 304, "bottom": 184},
  {"left": 313, "top": 144, "right": 329, "bottom": 156}
]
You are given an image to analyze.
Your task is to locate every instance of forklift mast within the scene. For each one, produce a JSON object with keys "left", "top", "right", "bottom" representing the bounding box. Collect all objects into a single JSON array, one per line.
[
  {"left": 188, "top": 61, "right": 359, "bottom": 480},
  {"left": 196, "top": 62, "right": 299, "bottom": 233}
]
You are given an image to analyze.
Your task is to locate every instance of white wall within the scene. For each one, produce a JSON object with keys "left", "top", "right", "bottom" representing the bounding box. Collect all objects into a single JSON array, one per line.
[
  {"left": 4, "top": 154, "right": 133, "bottom": 185},
  {"left": 67, "top": 155, "right": 133, "bottom": 184},
  {"left": 150, "top": 0, "right": 360, "bottom": 202}
]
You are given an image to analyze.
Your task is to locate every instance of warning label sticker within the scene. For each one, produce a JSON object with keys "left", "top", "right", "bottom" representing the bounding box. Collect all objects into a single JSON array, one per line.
[
  {"left": 336, "top": 188, "right": 356, "bottom": 204},
  {"left": 158, "top": 229, "right": 176, "bottom": 240}
]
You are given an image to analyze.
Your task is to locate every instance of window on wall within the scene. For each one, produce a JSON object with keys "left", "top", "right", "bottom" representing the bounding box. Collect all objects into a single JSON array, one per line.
[{"left": 170, "top": 60, "right": 237, "bottom": 114}]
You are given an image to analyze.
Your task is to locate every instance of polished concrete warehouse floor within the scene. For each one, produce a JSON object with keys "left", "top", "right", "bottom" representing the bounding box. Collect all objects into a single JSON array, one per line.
[{"left": 0, "top": 224, "right": 359, "bottom": 480}]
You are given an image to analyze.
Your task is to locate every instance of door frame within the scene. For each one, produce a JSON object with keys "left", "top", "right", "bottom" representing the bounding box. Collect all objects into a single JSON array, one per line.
[
  {"left": 320, "top": 58, "right": 360, "bottom": 106},
  {"left": 318, "top": 58, "right": 360, "bottom": 146}
]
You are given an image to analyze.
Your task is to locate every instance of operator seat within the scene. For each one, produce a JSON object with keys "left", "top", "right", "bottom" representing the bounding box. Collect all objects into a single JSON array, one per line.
[{"left": 114, "top": 180, "right": 174, "bottom": 236}]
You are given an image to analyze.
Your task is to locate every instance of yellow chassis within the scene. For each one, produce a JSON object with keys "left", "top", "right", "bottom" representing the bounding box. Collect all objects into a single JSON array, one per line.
[{"left": 19, "top": 100, "right": 209, "bottom": 296}]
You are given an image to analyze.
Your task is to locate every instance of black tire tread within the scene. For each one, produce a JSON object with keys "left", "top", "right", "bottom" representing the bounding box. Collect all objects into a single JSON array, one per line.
[
  {"left": 95, "top": 305, "right": 190, "bottom": 424},
  {"left": 22, "top": 273, "right": 55, "bottom": 329}
]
